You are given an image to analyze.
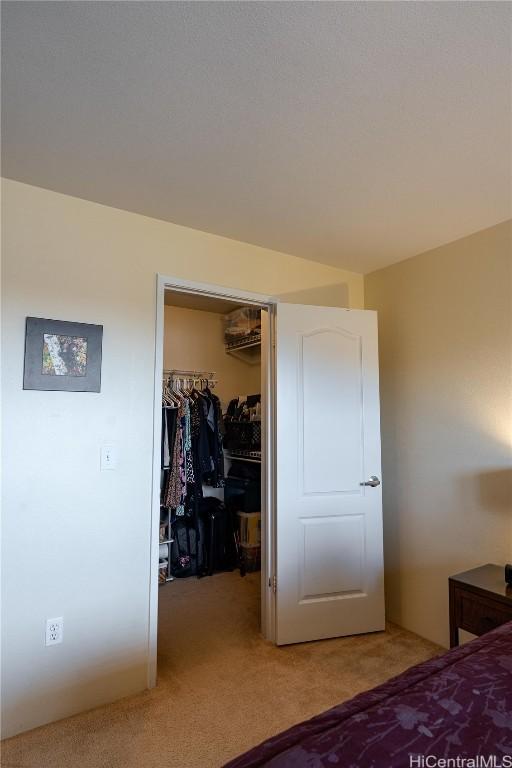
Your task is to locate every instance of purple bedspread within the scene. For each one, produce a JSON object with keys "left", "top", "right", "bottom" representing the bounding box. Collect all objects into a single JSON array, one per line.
[{"left": 225, "top": 622, "right": 512, "bottom": 767}]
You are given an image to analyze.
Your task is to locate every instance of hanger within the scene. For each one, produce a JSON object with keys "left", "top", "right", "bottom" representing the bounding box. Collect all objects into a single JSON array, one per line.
[
  {"left": 162, "top": 376, "right": 175, "bottom": 407},
  {"left": 184, "top": 376, "right": 194, "bottom": 397},
  {"left": 163, "top": 376, "right": 179, "bottom": 406},
  {"left": 169, "top": 376, "right": 181, "bottom": 401}
]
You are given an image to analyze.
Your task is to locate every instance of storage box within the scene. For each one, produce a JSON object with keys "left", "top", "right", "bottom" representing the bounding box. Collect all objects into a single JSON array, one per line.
[
  {"left": 223, "top": 307, "right": 261, "bottom": 343},
  {"left": 237, "top": 511, "right": 261, "bottom": 547},
  {"left": 224, "top": 420, "right": 261, "bottom": 450}
]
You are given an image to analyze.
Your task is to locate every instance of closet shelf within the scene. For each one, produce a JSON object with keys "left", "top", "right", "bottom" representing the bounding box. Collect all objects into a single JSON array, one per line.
[
  {"left": 225, "top": 449, "right": 261, "bottom": 464},
  {"left": 225, "top": 334, "right": 261, "bottom": 365}
]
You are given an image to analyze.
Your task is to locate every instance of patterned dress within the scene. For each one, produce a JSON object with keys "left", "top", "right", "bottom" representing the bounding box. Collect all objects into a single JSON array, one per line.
[{"left": 164, "top": 399, "right": 187, "bottom": 515}]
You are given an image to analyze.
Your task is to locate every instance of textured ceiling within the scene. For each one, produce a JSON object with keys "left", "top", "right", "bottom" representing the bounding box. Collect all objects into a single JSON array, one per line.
[{"left": 2, "top": 1, "right": 511, "bottom": 274}]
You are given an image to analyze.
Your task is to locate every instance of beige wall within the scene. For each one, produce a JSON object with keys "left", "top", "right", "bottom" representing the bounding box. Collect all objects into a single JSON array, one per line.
[
  {"left": 164, "top": 305, "right": 261, "bottom": 407},
  {"left": 365, "top": 221, "right": 512, "bottom": 647},
  {"left": 1, "top": 178, "right": 362, "bottom": 738},
  {"left": 6, "top": 176, "right": 508, "bottom": 733}
]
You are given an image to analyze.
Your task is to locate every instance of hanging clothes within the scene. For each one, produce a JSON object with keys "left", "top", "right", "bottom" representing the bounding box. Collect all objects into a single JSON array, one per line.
[
  {"left": 202, "top": 388, "right": 225, "bottom": 488},
  {"left": 162, "top": 378, "right": 225, "bottom": 518},
  {"left": 161, "top": 406, "right": 178, "bottom": 469},
  {"left": 164, "top": 397, "right": 187, "bottom": 514}
]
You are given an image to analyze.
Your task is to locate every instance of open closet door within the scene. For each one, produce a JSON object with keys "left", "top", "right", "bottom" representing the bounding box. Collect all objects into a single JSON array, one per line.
[{"left": 275, "top": 304, "right": 385, "bottom": 645}]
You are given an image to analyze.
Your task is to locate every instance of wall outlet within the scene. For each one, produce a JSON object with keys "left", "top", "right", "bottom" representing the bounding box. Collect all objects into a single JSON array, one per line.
[{"left": 46, "top": 617, "right": 63, "bottom": 646}]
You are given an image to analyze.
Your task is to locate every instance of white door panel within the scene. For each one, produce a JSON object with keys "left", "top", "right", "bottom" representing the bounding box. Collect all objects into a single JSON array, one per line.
[
  {"left": 276, "top": 304, "right": 385, "bottom": 645},
  {"left": 301, "top": 328, "right": 363, "bottom": 494}
]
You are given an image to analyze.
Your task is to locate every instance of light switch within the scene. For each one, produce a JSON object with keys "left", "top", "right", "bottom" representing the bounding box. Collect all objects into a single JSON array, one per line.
[{"left": 101, "top": 445, "right": 117, "bottom": 470}]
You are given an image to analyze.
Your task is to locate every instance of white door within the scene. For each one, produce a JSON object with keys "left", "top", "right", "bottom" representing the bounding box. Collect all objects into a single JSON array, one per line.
[{"left": 275, "top": 304, "right": 385, "bottom": 645}]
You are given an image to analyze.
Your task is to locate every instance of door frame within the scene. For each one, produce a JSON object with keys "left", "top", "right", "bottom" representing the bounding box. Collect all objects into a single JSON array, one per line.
[{"left": 148, "top": 274, "right": 276, "bottom": 687}]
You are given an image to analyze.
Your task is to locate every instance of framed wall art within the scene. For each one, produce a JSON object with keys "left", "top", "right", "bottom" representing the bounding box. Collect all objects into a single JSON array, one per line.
[{"left": 23, "top": 317, "right": 103, "bottom": 392}]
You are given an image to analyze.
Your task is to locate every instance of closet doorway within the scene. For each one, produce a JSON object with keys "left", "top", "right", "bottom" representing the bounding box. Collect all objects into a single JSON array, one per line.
[
  {"left": 150, "top": 275, "right": 386, "bottom": 687},
  {"left": 150, "top": 278, "right": 275, "bottom": 686}
]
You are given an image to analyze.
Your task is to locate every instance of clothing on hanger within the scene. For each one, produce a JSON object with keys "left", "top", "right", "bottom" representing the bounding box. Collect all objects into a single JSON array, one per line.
[{"left": 161, "top": 376, "right": 225, "bottom": 519}]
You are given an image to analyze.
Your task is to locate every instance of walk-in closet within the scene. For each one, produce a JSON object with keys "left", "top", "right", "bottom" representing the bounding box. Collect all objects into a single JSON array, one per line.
[{"left": 158, "top": 289, "right": 266, "bottom": 651}]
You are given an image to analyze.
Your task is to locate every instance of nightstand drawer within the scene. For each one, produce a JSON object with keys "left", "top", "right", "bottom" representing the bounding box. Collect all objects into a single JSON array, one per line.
[
  {"left": 458, "top": 592, "right": 512, "bottom": 636},
  {"left": 449, "top": 565, "right": 512, "bottom": 648}
]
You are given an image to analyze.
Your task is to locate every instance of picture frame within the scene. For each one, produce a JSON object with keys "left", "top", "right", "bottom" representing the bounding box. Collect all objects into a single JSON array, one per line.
[{"left": 23, "top": 317, "right": 103, "bottom": 392}]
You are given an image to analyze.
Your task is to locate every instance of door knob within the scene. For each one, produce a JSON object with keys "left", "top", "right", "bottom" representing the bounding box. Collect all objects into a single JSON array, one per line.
[{"left": 360, "top": 476, "right": 381, "bottom": 488}]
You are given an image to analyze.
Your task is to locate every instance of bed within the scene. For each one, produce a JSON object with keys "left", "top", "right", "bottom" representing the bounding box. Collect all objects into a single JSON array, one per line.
[{"left": 225, "top": 621, "right": 512, "bottom": 767}]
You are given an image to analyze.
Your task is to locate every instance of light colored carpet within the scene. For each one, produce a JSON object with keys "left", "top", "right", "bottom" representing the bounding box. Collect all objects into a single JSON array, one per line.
[{"left": 2, "top": 571, "right": 442, "bottom": 768}]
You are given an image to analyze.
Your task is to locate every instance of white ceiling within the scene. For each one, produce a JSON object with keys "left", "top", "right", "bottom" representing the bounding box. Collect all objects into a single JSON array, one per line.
[{"left": 2, "top": 1, "right": 511, "bottom": 274}]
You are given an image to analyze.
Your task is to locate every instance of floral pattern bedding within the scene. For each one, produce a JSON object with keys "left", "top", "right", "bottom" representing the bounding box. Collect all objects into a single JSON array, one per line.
[{"left": 225, "top": 622, "right": 512, "bottom": 767}]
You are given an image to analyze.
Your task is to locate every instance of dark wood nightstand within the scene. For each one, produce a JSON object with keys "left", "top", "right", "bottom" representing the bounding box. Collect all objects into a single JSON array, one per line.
[{"left": 449, "top": 564, "right": 512, "bottom": 648}]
